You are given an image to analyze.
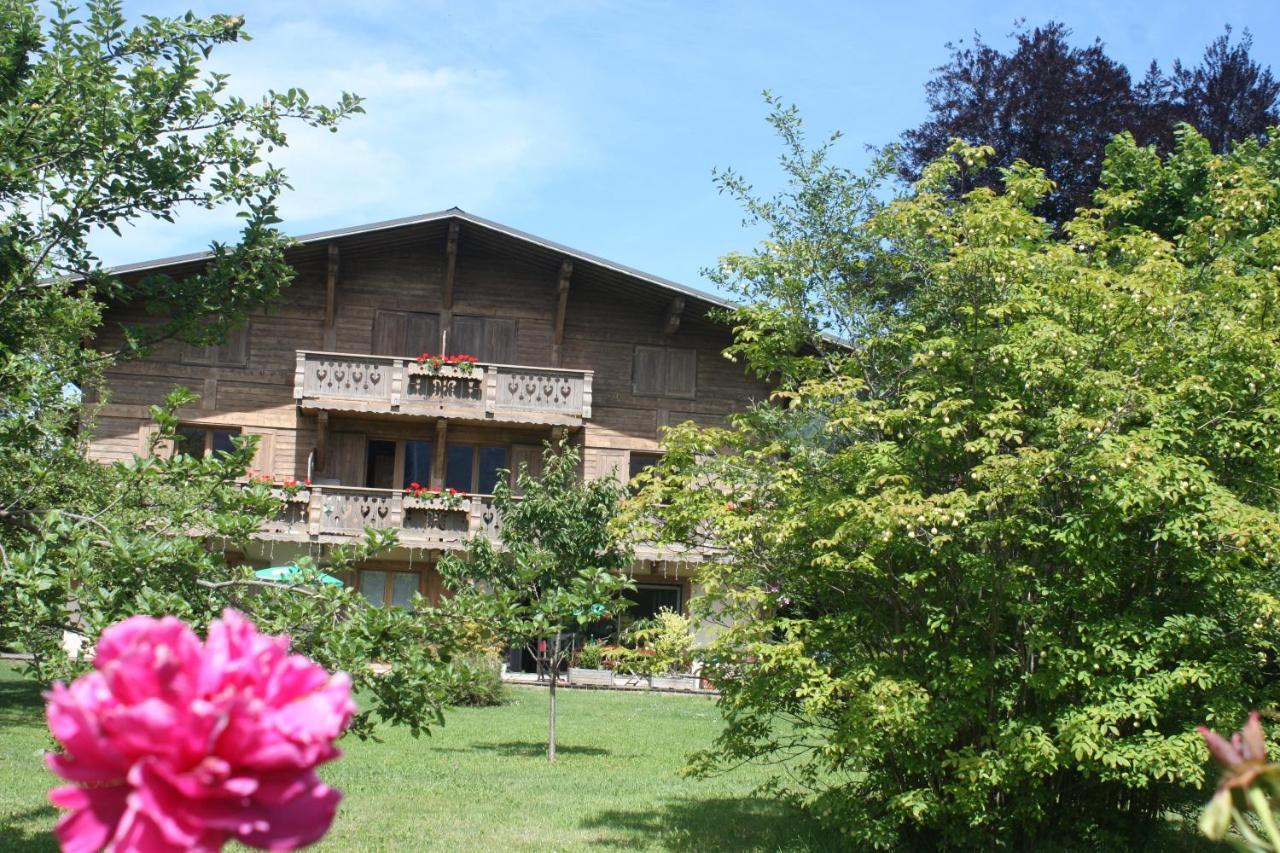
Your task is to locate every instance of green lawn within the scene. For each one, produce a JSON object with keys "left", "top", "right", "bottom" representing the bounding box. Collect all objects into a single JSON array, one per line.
[{"left": 0, "top": 664, "right": 840, "bottom": 851}]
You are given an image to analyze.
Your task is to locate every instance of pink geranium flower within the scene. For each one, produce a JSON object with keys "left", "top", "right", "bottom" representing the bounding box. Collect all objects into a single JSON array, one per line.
[{"left": 45, "top": 610, "right": 355, "bottom": 852}]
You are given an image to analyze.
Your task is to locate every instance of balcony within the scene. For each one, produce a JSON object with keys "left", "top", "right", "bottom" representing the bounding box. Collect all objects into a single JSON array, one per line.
[
  {"left": 259, "top": 485, "right": 502, "bottom": 549},
  {"left": 293, "top": 350, "right": 592, "bottom": 427}
]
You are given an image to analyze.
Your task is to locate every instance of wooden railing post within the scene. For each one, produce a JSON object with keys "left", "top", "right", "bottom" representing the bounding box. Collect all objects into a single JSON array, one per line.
[{"left": 307, "top": 487, "right": 323, "bottom": 537}]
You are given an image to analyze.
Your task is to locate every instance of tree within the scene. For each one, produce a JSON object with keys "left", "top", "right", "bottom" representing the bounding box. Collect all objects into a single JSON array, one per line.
[
  {"left": 1169, "top": 27, "right": 1280, "bottom": 155},
  {"left": 438, "top": 440, "right": 634, "bottom": 762},
  {"left": 0, "top": 2, "right": 459, "bottom": 738},
  {"left": 901, "top": 22, "right": 1280, "bottom": 225},
  {"left": 630, "top": 103, "right": 1280, "bottom": 847}
]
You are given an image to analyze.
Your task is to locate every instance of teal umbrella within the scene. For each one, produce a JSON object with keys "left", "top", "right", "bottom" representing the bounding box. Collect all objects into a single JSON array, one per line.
[{"left": 254, "top": 564, "right": 344, "bottom": 586}]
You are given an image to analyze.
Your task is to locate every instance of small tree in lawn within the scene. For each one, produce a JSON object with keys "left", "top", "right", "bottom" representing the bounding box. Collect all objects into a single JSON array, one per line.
[{"left": 437, "top": 439, "right": 634, "bottom": 762}]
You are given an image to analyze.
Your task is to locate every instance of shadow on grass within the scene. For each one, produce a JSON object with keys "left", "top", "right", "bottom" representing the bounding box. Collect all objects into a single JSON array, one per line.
[
  {"left": 578, "top": 795, "right": 843, "bottom": 852},
  {"left": 0, "top": 677, "right": 45, "bottom": 731},
  {"left": 0, "top": 805, "right": 59, "bottom": 853},
  {"left": 437, "top": 740, "right": 613, "bottom": 758}
]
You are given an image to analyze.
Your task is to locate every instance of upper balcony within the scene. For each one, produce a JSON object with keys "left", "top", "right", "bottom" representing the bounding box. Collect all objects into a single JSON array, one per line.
[{"left": 292, "top": 350, "right": 592, "bottom": 427}]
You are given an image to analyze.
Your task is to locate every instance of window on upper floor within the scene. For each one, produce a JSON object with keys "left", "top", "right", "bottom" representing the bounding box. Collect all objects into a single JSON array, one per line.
[
  {"left": 372, "top": 310, "right": 440, "bottom": 357},
  {"left": 175, "top": 425, "right": 242, "bottom": 459},
  {"left": 447, "top": 315, "right": 516, "bottom": 363},
  {"left": 633, "top": 345, "right": 696, "bottom": 399},
  {"left": 181, "top": 322, "right": 249, "bottom": 367}
]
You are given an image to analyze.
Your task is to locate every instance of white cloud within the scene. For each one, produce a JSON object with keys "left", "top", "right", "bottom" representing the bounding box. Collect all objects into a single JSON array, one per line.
[{"left": 90, "top": 14, "right": 594, "bottom": 266}]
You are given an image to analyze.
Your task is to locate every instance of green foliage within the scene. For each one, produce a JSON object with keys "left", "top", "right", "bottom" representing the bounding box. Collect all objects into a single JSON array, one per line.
[
  {"left": 629, "top": 102, "right": 1280, "bottom": 847},
  {"left": 607, "top": 609, "right": 695, "bottom": 677},
  {"left": 438, "top": 439, "right": 634, "bottom": 758},
  {"left": 443, "top": 653, "right": 506, "bottom": 708},
  {"left": 0, "top": 2, "right": 464, "bottom": 741},
  {"left": 574, "top": 639, "right": 606, "bottom": 670}
]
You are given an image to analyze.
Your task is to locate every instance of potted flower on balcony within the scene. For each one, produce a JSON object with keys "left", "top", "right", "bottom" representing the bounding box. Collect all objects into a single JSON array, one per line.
[
  {"left": 403, "top": 482, "right": 468, "bottom": 510},
  {"left": 277, "top": 478, "right": 311, "bottom": 502},
  {"left": 411, "top": 352, "right": 480, "bottom": 376}
]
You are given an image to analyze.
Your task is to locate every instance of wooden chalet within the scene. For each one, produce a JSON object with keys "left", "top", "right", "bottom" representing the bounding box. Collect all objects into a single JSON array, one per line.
[{"left": 86, "top": 209, "right": 769, "bottom": 631}]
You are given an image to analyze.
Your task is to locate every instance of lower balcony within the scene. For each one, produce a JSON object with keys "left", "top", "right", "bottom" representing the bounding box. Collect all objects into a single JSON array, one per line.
[{"left": 258, "top": 485, "right": 501, "bottom": 549}]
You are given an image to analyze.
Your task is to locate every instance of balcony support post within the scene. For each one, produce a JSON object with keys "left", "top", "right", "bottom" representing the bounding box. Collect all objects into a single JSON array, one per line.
[{"left": 431, "top": 418, "right": 448, "bottom": 489}]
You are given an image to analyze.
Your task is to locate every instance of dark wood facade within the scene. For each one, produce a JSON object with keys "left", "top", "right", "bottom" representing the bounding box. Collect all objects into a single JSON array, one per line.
[{"left": 86, "top": 210, "right": 769, "bottom": 614}]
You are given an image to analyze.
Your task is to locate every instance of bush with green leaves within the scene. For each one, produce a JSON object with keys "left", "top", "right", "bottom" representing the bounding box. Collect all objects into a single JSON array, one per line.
[
  {"left": 628, "top": 102, "right": 1280, "bottom": 847},
  {"left": 574, "top": 640, "right": 607, "bottom": 670},
  {"left": 444, "top": 653, "right": 505, "bottom": 708}
]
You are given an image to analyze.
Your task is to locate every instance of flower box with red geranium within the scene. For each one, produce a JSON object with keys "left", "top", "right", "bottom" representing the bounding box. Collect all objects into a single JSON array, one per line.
[
  {"left": 407, "top": 353, "right": 481, "bottom": 378},
  {"left": 276, "top": 478, "right": 312, "bottom": 502},
  {"left": 403, "top": 483, "right": 468, "bottom": 511}
]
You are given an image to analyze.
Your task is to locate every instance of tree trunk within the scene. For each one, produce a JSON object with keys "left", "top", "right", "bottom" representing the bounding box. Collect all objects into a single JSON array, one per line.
[{"left": 547, "top": 634, "right": 559, "bottom": 763}]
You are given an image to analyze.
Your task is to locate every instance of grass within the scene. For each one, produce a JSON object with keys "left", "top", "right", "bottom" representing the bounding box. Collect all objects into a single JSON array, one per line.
[{"left": 0, "top": 663, "right": 841, "bottom": 851}]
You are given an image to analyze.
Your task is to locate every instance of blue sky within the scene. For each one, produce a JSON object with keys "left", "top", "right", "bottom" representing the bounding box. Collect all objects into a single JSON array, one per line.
[{"left": 101, "top": 0, "right": 1279, "bottom": 298}]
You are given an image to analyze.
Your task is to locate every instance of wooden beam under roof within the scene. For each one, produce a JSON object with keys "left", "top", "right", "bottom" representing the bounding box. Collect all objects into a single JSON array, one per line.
[
  {"left": 323, "top": 243, "right": 340, "bottom": 349},
  {"left": 663, "top": 295, "right": 685, "bottom": 336},
  {"left": 551, "top": 258, "right": 573, "bottom": 366},
  {"left": 442, "top": 221, "right": 460, "bottom": 311}
]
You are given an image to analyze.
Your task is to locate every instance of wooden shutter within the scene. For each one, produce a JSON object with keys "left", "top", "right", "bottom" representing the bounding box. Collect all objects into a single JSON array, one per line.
[
  {"left": 590, "top": 449, "right": 630, "bottom": 488},
  {"left": 371, "top": 311, "right": 407, "bottom": 356},
  {"left": 485, "top": 318, "right": 517, "bottom": 363},
  {"left": 181, "top": 343, "right": 213, "bottom": 365},
  {"left": 248, "top": 431, "right": 275, "bottom": 475},
  {"left": 404, "top": 313, "right": 440, "bottom": 356},
  {"left": 665, "top": 348, "right": 696, "bottom": 398},
  {"left": 449, "top": 316, "right": 486, "bottom": 358},
  {"left": 215, "top": 322, "right": 249, "bottom": 366},
  {"left": 633, "top": 346, "right": 664, "bottom": 395},
  {"left": 509, "top": 444, "right": 543, "bottom": 496},
  {"left": 324, "top": 432, "right": 366, "bottom": 486}
]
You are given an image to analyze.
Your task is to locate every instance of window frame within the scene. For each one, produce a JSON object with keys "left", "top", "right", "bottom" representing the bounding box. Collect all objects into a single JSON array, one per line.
[
  {"left": 174, "top": 424, "right": 243, "bottom": 459},
  {"left": 632, "top": 345, "right": 697, "bottom": 399},
  {"left": 444, "top": 442, "right": 512, "bottom": 495},
  {"left": 180, "top": 321, "right": 250, "bottom": 367},
  {"left": 358, "top": 569, "right": 422, "bottom": 608}
]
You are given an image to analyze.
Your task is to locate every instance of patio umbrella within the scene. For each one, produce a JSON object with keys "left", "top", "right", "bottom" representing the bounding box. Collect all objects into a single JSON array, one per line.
[{"left": 254, "top": 564, "right": 344, "bottom": 586}]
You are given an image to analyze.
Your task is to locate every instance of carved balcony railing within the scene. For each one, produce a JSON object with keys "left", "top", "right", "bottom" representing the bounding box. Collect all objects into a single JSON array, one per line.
[
  {"left": 293, "top": 351, "right": 592, "bottom": 426},
  {"left": 259, "top": 485, "right": 502, "bottom": 550}
]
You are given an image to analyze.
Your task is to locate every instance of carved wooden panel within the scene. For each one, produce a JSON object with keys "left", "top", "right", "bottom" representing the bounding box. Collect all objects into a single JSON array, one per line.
[
  {"left": 319, "top": 490, "right": 396, "bottom": 533},
  {"left": 303, "top": 355, "right": 390, "bottom": 402},
  {"left": 404, "top": 372, "right": 483, "bottom": 404},
  {"left": 494, "top": 368, "right": 583, "bottom": 414}
]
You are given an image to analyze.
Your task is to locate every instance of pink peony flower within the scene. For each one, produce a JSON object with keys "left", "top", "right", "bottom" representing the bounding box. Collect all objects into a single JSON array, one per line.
[{"left": 45, "top": 609, "right": 356, "bottom": 852}]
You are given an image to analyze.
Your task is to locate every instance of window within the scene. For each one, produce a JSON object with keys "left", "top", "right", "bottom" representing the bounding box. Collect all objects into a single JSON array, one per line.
[
  {"left": 365, "top": 440, "right": 396, "bottom": 489},
  {"left": 181, "top": 323, "right": 249, "bottom": 367},
  {"left": 445, "top": 445, "right": 474, "bottom": 492},
  {"left": 372, "top": 310, "right": 440, "bottom": 357},
  {"left": 175, "top": 426, "right": 242, "bottom": 459},
  {"left": 445, "top": 444, "right": 510, "bottom": 494},
  {"left": 403, "top": 440, "right": 432, "bottom": 487},
  {"left": 633, "top": 345, "right": 696, "bottom": 398},
  {"left": 447, "top": 315, "right": 517, "bottom": 363},
  {"left": 621, "top": 584, "right": 682, "bottom": 629},
  {"left": 477, "top": 446, "right": 509, "bottom": 494},
  {"left": 359, "top": 570, "right": 420, "bottom": 608},
  {"left": 629, "top": 452, "right": 662, "bottom": 481}
]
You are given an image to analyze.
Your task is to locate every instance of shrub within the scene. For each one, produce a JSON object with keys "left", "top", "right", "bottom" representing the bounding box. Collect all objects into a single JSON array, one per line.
[
  {"left": 574, "top": 640, "right": 606, "bottom": 670},
  {"left": 444, "top": 653, "right": 504, "bottom": 707}
]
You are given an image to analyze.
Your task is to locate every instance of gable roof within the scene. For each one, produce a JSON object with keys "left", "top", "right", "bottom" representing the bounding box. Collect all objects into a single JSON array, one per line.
[{"left": 108, "top": 207, "right": 737, "bottom": 319}]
